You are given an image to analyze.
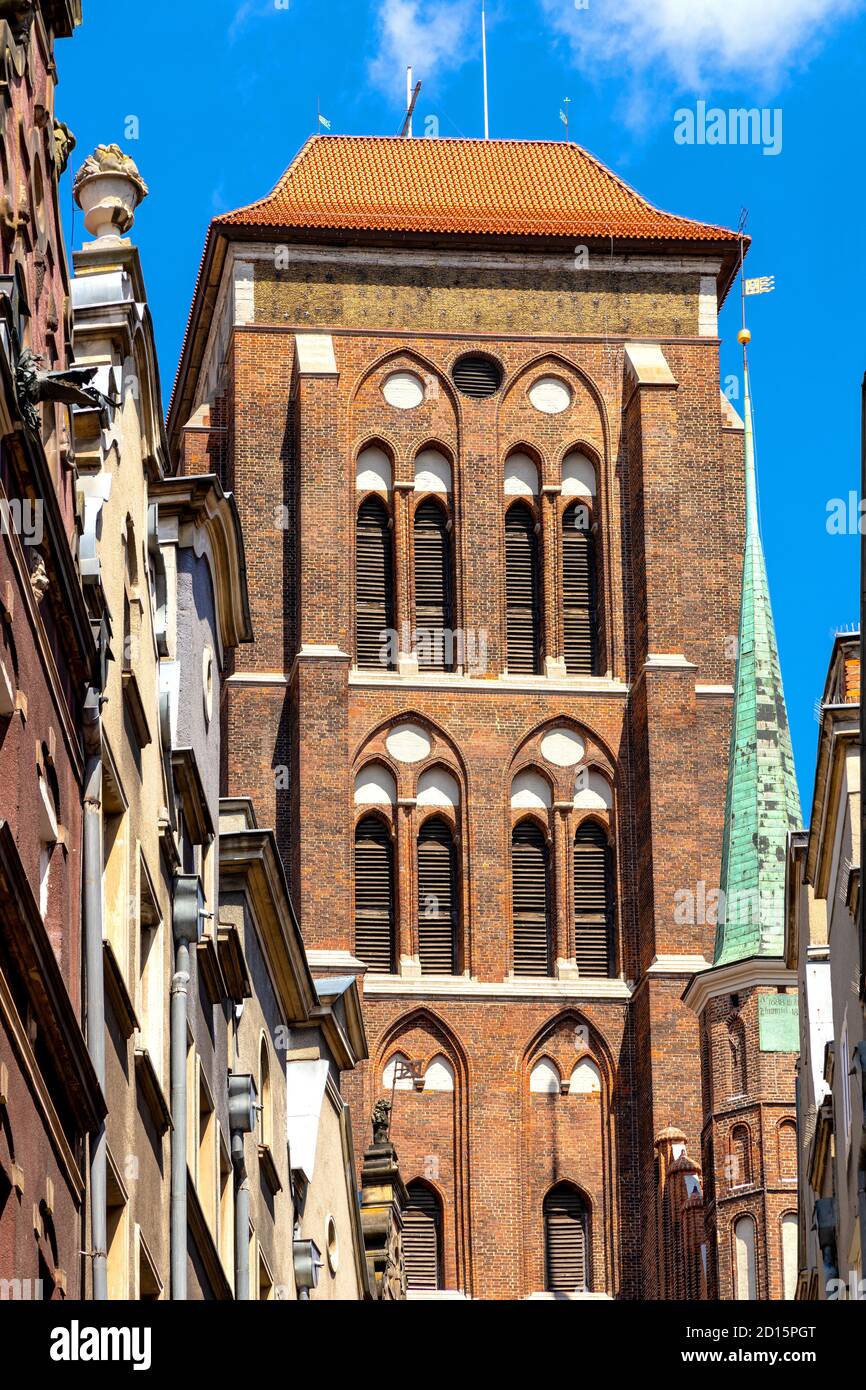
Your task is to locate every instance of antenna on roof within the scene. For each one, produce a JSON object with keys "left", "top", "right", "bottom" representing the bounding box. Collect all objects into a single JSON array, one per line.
[
  {"left": 482, "top": 0, "right": 490, "bottom": 138},
  {"left": 400, "top": 67, "right": 422, "bottom": 138}
]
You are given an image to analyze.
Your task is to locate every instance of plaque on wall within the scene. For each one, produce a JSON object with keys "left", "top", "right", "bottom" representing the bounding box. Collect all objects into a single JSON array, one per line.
[{"left": 758, "top": 994, "right": 800, "bottom": 1053}]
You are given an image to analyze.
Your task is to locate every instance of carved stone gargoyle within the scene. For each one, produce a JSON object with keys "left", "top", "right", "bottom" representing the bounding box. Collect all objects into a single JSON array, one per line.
[
  {"left": 0, "top": 1, "right": 37, "bottom": 43},
  {"left": 53, "top": 120, "right": 76, "bottom": 176},
  {"left": 16, "top": 348, "right": 119, "bottom": 432},
  {"left": 371, "top": 1098, "right": 392, "bottom": 1145}
]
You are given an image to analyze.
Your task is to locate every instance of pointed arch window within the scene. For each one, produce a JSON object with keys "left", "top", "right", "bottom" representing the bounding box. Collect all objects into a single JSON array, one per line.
[
  {"left": 413, "top": 498, "right": 453, "bottom": 671},
  {"left": 562, "top": 502, "right": 597, "bottom": 674},
  {"left": 730, "top": 1124, "right": 751, "bottom": 1188},
  {"left": 356, "top": 496, "right": 394, "bottom": 669},
  {"left": 734, "top": 1215, "right": 757, "bottom": 1300},
  {"left": 505, "top": 503, "right": 541, "bottom": 674},
  {"left": 573, "top": 821, "right": 613, "bottom": 977},
  {"left": 417, "top": 816, "right": 458, "bottom": 974},
  {"left": 354, "top": 815, "right": 395, "bottom": 973},
  {"left": 730, "top": 1021, "right": 747, "bottom": 1097},
  {"left": 403, "top": 1181, "right": 442, "bottom": 1291},
  {"left": 544, "top": 1184, "right": 589, "bottom": 1293},
  {"left": 512, "top": 820, "right": 550, "bottom": 977}
]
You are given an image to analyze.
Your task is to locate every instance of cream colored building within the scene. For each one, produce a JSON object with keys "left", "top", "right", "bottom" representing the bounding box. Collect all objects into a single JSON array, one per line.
[
  {"left": 71, "top": 146, "right": 398, "bottom": 1301},
  {"left": 219, "top": 797, "right": 372, "bottom": 1301},
  {"left": 786, "top": 633, "right": 862, "bottom": 1299},
  {"left": 72, "top": 155, "right": 174, "bottom": 1300}
]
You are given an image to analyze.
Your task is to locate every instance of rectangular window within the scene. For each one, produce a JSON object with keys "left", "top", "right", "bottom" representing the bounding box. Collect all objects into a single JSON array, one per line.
[
  {"left": 259, "top": 1249, "right": 274, "bottom": 1301},
  {"left": 186, "top": 1041, "right": 197, "bottom": 1179},
  {"left": 106, "top": 1173, "right": 129, "bottom": 1300},
  {"left": 137, "top": 845, "right": 164, "bottom": 1080},
  {"left": 219, "top": 1140, "right": 234, "bottom": 1288},
  {"left": 135, "top": 1224, "right": 163, "bottom": 1302},
  {"left": 103, "top": 805, "right": 130, "bottom": 979},
  {"left": 198, "top": 1071, "right": 217, "bottom": 1232}
]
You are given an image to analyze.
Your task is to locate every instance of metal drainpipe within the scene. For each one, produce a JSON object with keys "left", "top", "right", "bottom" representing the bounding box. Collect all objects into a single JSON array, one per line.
[
  {"left": 231, "top": 1131, "right": 249, "bottom": 1301},
  {"left": 82, "top": 687, "right": 107, "bottom": 1301},
  {"left": 170, "top": 873, "right": 201, "bottom": 1300},
  {"left": 227, "top": 1071, "right": 256, "bottom": 1300},
  {"left": 169, "top": 938, "right": 190, "bottom": 1300}
]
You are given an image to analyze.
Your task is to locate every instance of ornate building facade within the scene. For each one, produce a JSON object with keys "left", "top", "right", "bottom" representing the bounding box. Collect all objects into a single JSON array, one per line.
[
  {"left": 0, "top": 0, "right": 102, "bottom": 1302},
  {"left": 168, "top": 133, "right": 793, "bottom": 1299},
  {"left": 786, "top": 633, "right": 861, "bottom": 1298}
]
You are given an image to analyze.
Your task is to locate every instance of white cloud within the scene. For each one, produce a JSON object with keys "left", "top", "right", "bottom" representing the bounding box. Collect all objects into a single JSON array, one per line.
[
  {"left": 229, "top": 0, "right": 285, "bottom": 45},
  {"left": 370, "top": 0, "right": 475, "bottom": 93},
  {"left": 541, "top": 0, "right": 863, "bottom": 89}
]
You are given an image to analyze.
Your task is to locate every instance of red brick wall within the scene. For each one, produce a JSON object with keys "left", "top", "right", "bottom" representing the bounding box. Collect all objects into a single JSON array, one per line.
[{"left": 196, "top": 247, "right": 746, "bottom": 1298}]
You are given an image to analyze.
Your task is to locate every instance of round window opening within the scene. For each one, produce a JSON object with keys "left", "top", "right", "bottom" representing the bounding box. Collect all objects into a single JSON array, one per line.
[
  {"left": 326, "top": 1215, "right": 339, "bottom": 1275},
  {"left": 382, "top": 371, "right": 425, "bottom": 410},
  {"left": 452, "top": 354, "right": 503, "bottom": 399},
  {"left": 529, "top": 376, "right": 572, "bottom": 415}
]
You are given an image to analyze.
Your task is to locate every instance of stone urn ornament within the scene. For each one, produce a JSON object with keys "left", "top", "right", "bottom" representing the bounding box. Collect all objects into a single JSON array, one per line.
[{"left": 72, "top": 145, "right": 148, "bottom": 240}]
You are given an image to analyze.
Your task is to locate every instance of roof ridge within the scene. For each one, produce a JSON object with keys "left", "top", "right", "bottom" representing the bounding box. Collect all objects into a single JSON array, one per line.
[
  {"left": 213, "top": 132, "right": 739, "bottom": 241},
  {"left": 213, "top": 133, "right": 319, "bottom": 225}
]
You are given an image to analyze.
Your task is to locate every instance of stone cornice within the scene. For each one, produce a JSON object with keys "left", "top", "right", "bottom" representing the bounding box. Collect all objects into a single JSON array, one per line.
[
  {"left": 218, "top": 825, "right": 318, "bottom": 1026},
  {"left": 363, "top": 974, "right": 632, "bottom": 1002},
  {"left": 152, "top": 473, "right": 253, "bottom": 651},
  {"left": 681, "top": 955, "right": 796, "bottom": 1015}
]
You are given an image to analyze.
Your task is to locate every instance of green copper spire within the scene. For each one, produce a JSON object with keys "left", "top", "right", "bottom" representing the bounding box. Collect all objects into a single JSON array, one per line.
[{"left": 713, "top": 352, "right": 801, "bottom": 965}]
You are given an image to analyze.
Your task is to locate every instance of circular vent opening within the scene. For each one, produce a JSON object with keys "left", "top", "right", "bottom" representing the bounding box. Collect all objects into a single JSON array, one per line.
[{"left": 452, "top": 354, "right": 502, "bottom": 399}]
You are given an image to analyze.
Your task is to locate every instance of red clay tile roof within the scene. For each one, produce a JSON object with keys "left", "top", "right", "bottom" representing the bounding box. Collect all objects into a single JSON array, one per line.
[{"left": 214, "top": 134, "right": 738, "bottom": 243}]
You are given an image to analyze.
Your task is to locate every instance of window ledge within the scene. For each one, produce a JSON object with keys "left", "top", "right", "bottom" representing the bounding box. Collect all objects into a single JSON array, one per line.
[
  {"left": 134, "top": 1046, "right": 172, "bottom": 1136},
  {"left": 217, "top": 922, "right": 252, "bottom": 1004},
  {"left": 348, "top": 670, "right": 629, "bottom": 697},
  {"left": 363, "top": 974, "right": 632, "bottom": 1001},
  {"left": 122, "top": 668, "right": 153, "bottom": 748},
  {"left": 196, "top": 934, "right": 227, "bottom": 1006},
  {"left": 103, "top": 938, "right": 139, "bottom": 1038},
  {"left": 258, "top": 1143, "right": 283, "bottom": 1194}
]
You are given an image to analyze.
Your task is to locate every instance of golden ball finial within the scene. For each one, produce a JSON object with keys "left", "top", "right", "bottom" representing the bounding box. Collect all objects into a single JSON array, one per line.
[{"left": 737, "top": 327, "right": 752, "bottom": 345}]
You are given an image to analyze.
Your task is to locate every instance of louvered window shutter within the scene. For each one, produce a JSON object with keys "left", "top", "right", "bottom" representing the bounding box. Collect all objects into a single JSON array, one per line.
[
  {"left": 403, "top": 1184, "right": 441, "bottom": 1290},
  {"left": 505, "top": 505, "right": 541, "bottom": 674},
  {"left": 354, "top": 816, "right": 394, "bottom": 973},
  {"left": 545, "top": 1188, "right": 589, "bottom": 1293},
  {"left": 573, "top": 821, "right": 612, "bottom": 977},
  {"left": 562, "top": 503, "right": 597, "bottom": 675},
  {"left": 417, "top": 817, "right": 457, "bottom": 974},
  {"left": 512, "top": 820, "right": 550, "bottom": 976},
  {"left": 414, "top": 500, "right": 453, "bottom": 671},
  {"left": 356, "top": 497, "right": 394, "bottom": 669}
]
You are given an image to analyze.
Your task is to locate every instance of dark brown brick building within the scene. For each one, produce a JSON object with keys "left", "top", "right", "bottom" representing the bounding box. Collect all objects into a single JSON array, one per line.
[
  {"left": 169, "top": 133, "right": 768, "bottom": 1299},
  {"left": 0, "top": 1, "right": 104, "bottom": 1301}
]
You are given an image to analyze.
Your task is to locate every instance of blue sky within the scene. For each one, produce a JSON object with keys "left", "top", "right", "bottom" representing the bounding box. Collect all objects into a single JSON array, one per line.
[{"left": 59, "top": 0, "right": 864, "bottom": 804}]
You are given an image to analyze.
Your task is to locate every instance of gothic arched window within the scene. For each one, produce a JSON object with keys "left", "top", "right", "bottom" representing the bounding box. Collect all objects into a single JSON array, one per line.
[
  {"left": 573, "top": 820, "right": 613, "bottom": 976},
  {"left": 544, "top": 1184, "right": 590, "bottom": 1293},
  {"left": 512, "top": 820, "right": 551, "bottom": 976},
  {"left": 505, "top": 502, "right": 542, "bottom": 674},
  {"left": 354, "top": 815, "right": 395, "bottom": 973},
  {"left": 416, "top": 815, "right": 458, "bottom": 974},
  {"left": 404, "top": 1181, "right": 442, "bottom": 1291},
  {"left": 562, "top": 501, "right": 597, "bottom": 674},
  {"left": 413, "top": 498, "right": 453, "bottom": 671},
  {"left": 356, "top": 496, "right": 394, "bottom": 669}
]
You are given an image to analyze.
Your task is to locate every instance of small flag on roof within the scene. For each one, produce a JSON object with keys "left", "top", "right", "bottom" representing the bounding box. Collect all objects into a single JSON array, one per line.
[
  {"left": 744, "top": 275, "right": 775, "bottom": 295},
  {"left": 318, "top": 113, "right": 332, "bottom": 130}
]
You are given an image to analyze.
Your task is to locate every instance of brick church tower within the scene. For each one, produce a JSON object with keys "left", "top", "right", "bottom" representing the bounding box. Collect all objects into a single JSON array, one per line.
[
  {"left": 682, "top": 345, "right": 802, "bottom": 1301},
  {"left": 169, "top": 135, "right": 762, "bottom": 1298}
]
